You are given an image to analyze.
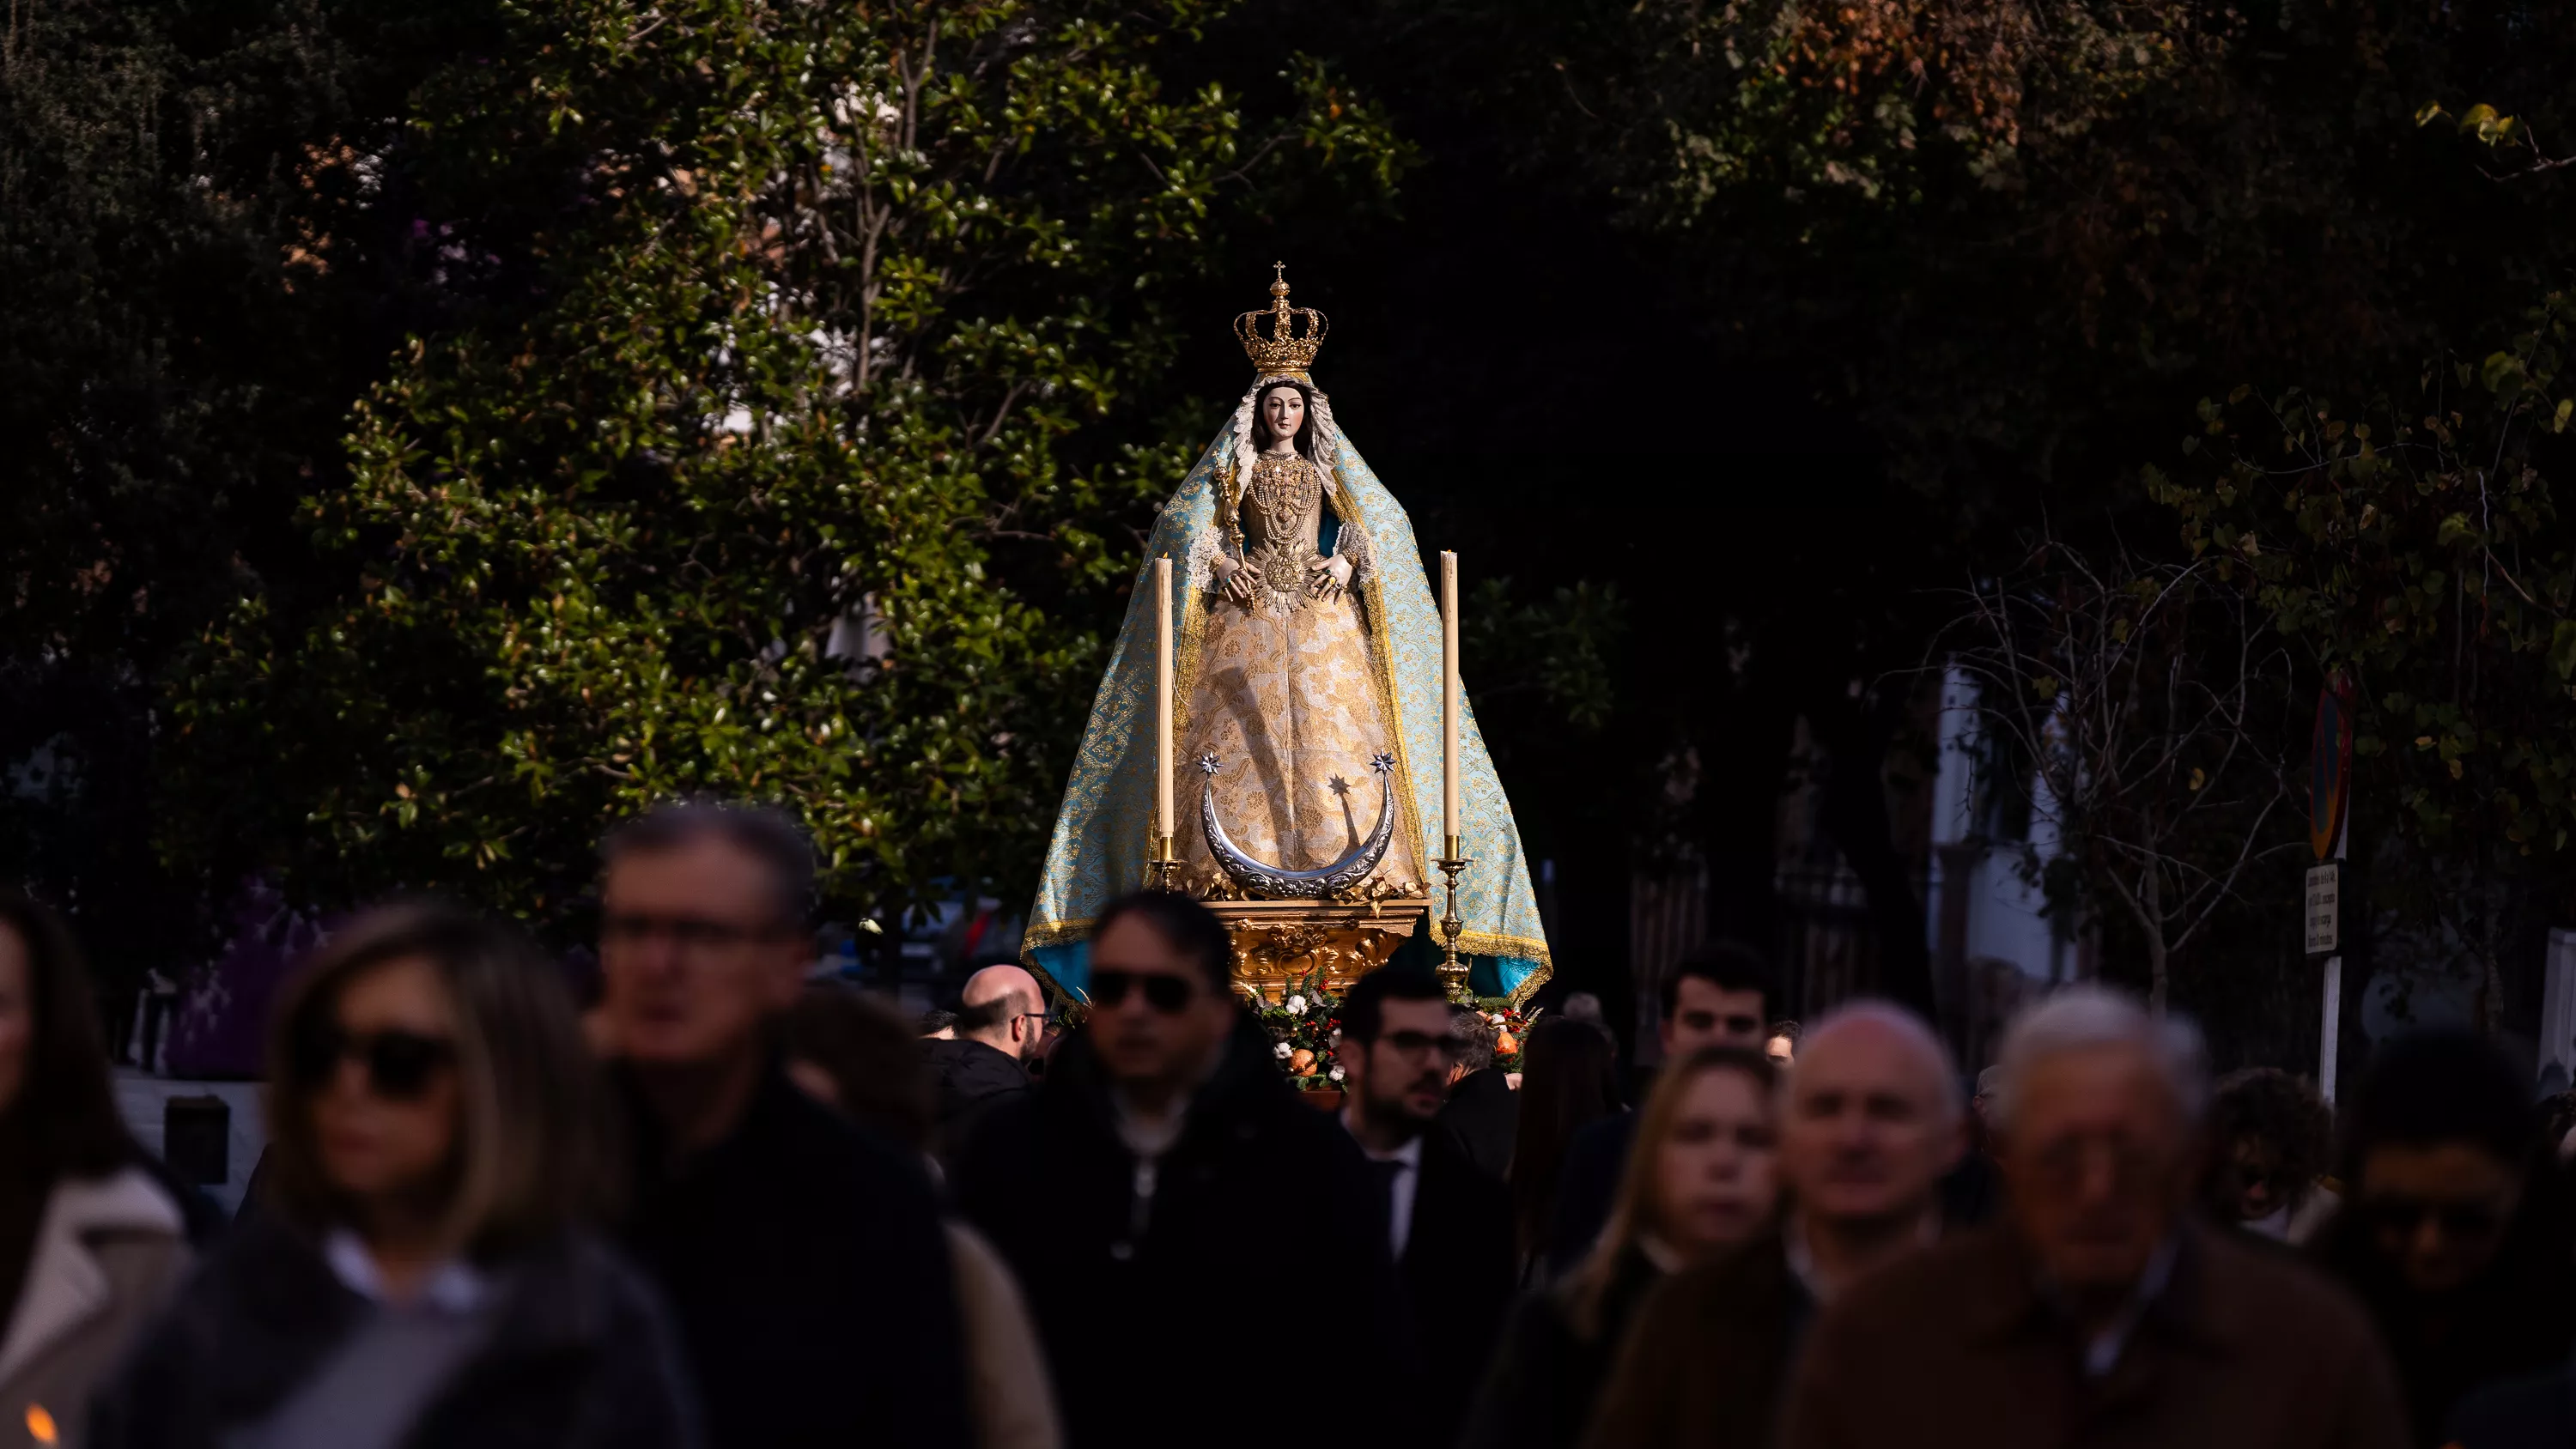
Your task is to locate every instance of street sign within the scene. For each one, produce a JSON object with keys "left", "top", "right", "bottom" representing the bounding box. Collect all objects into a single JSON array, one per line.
[
  {"left": 2310, "top": 674, "right": 2355, "bottom": 861},
  {"left": 2304, "top": 863, "right": 2341, "bottom": 957}
]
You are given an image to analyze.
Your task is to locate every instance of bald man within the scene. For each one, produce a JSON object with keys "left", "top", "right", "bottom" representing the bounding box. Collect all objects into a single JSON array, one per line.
[
  {"left": 1584, "top": 1001, "right": 1966, "bottom": 1449},
  {"left": 926, "top": 963, "right": 1046, "bottom": 1162}
]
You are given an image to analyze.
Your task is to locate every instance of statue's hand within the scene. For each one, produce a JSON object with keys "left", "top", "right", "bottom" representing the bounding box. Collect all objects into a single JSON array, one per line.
[
  {"left": 1214, "top": 555, "right": 1255, "bottom": 605},
  {"left": 1307, "top": 552, "right": 1352, "bottom": 602}
]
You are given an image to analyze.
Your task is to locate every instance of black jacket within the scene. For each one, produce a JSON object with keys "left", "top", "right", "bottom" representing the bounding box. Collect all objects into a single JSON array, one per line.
[
  {"left": 956, "top": 1014, "right": 1417, "bottom": 1449},
  {"left": 88, "top": 1214, "right": 697, "bottom": 1449},
  {"left": 1461, "top": 1245, "right": 1667, "bottom": 1449},
  {"left": 925, "top": 1037, "right": 1030, "bottom": 1161},
  {"left": 1434, "top": 1067, "right": 1519, "bottom": 1185},
  {"left": 621, "top": 1065, "right": 972, "bottom": 1449},
  {"left": 2451, "top": 1364, "right": 2576, "bottom": 1449},
  {"left": 1543, "top": 1113, "right": 1636, "bottom": 1278},
  {"left": 1393, "top": 1123, "right": 1517, "bottom": 1440}
]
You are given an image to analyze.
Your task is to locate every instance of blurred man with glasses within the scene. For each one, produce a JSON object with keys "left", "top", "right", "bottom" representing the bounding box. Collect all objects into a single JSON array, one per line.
[
  {"left": 1336, "top": 967, "right": 1516, "bottom": 1440},
  {"left": 956, "top": 891, "right": 1416, "bottom": 1448},
  {"left": 597, "top": 801, "right": 970, "bottom": 1449}
]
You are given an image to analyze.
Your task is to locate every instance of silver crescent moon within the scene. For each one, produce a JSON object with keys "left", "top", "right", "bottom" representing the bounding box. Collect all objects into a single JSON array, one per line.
[{"left": 1198, "top": 755, "right": 1396, "bottom": 899}]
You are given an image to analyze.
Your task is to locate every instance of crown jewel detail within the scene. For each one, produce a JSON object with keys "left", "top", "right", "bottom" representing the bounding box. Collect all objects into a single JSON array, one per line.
[{"left": 1235, "top": 262, "right": 1327, "bottom": 379}]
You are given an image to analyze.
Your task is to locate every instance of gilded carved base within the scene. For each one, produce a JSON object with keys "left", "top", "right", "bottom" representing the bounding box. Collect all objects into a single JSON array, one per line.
[{"left": 1208, "top": 896, "right": 1430, "bottom": 1003}]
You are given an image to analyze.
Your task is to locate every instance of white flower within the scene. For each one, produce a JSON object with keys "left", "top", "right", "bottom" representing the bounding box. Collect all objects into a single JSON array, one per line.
[
  {"left": 1273, "top": 1040, "right": 1292, "bottom": 1059},
  {"left": 1328, "top": 1065, "right": 1346, "bottom": 1082},
  {"left": 1285, "top": 994, "right": 1308, "bottom": 1016},
  {"left": 1487, "top": 1012, "right": 1506, "bottom": 1024}
]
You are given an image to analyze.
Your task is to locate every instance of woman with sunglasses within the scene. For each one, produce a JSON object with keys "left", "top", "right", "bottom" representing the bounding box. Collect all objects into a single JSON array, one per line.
[
  {"left": 0, "top": 894, "right": 195, "bottom": 1449},
  {"left": 92, "top": 904, "right": 700, "bottom": 1449},
  {"left": 1462, "top": 1046, "right": 1779, "bottom": 1449},
  {"left": 2315, "top": 1030, "right": 2576, "bottom": 1447}
]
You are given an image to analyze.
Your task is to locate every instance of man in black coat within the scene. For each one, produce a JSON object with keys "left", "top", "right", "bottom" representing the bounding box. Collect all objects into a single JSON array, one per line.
[
  {"left": 955, "top": 892, "right": 1415, "bottom": 1449},
  {"left": 1435, "top": 1009, "right": 1518, "bottom": 1184},
  {"left": 925, "top": 961, "right": 1043, "bottom": 1161},
  {"left": 1337, "top": 968, "right": 1518, "bottom": 1441},
  {"left": 1545, "top": 942, "right": 1772, "bottom": 1276},
  {"left": 596, "top": 803, "right": 972, "bottom": 1449}
]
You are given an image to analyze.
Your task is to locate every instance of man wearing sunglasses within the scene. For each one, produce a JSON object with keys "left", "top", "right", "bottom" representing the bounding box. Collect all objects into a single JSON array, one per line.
[
  {"left": 1336, "top": 967, "right": 1516, "bottom": 1441},
  {"left": 597, "top": 802, "right": 971, "bottom": 1449},
  {"left": 956, "top": 891, "right": 1415, "bottom": 1449}
]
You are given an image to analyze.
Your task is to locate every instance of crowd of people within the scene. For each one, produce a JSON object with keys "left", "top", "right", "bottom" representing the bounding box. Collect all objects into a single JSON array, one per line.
[{"left": 2, "top": 799, "right": 2574, "bottom": 1447}]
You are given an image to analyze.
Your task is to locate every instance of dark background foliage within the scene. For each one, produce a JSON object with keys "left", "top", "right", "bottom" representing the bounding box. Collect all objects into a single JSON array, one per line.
[{"left": 9, "top": 0, "right": 2576, "bottom": 1063}]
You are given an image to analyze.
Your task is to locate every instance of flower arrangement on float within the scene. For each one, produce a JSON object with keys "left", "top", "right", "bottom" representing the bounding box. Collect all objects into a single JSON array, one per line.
[{"left": 1246, "top": 970, "right": 1536, "bottom": 1093}]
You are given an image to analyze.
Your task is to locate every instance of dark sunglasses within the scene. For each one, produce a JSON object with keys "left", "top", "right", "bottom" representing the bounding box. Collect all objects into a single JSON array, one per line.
[
  {"left": 294, "top": 1025, "right": 458, "bottom": 1101},
  {"left": 2365, "top": 1197, "right": 2507, "bottom": 1240},
  {"left": 1090, "top": 970, "right": 1196, "bottom": 1014}
]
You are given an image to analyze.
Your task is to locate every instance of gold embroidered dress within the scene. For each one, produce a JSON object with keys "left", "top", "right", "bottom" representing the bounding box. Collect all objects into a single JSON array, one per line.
[{"left": 1177, "top": 450, "right": 1419, "bottom": 894}]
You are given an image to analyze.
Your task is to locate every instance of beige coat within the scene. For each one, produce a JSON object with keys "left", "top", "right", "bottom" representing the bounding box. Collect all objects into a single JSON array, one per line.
[
  {"left": 947, "top": 1222, "right": 1061, "bottom": 1449},
  {"left": 0, "top": 1169, "right": 191, "bottom": 1449}
]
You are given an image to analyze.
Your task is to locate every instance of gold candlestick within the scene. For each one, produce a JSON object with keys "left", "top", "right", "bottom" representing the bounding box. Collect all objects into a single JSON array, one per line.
[
  {"left": 1435, "top": 835, "right": 1471, "bottom": 991},
  {"left": 1145, "top": 830, "right": 1178, "bottom": 892}
]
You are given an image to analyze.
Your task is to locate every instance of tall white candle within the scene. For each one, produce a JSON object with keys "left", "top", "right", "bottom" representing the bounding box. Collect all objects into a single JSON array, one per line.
[
  {"left": 1154, "top": 556, "right": 1175, "bottom": 848},
  {"left": 1442, "top": 550, "right": 1460, "bottom": 849}
]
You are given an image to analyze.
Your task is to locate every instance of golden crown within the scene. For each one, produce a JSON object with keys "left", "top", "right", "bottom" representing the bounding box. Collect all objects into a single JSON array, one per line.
[{"left": 1235, "top": 263, "right": 1328, "bottom": 380}]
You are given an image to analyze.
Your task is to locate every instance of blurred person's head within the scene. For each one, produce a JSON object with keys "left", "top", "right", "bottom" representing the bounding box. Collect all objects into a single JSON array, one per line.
[
  {"left": 784, "top": 985, "right": 933, "bottom": 1153},
  {"left": 0, "top": 893, "right": 139, "bottom": 1179},
  {"left": 2337, "top": 1030, "right": 2535, "bottom": 1299},
  {"left": 1765, "top": 1021, "right": 1801, "bottom": 1065},
  {"left": 919, "top": 1009, "right": 958, "bottom": 1040},
  {"left": 1779, "top": 1000, "right": 1963, "bottom": 1234},
  {"left": 1972, "top": 1065, "right": 2002, "bottom": 1130},
  {"left": 268, "top": 904, "right": 615, "bottom": 1262},
  {"left": 959, "top": 963, "right": 1047, "bottom": 1064},
  {"left": 1451, "top": 1008, "right": 1499, "bottom": 1081},
  {"left": 1338, "top": 967, "right": 1458, "bottom": 1143},
  {"left": 1084, "top": 893, "right": 1236, "bottom": 1102},
  {"left": 2200, "top": 1067, "right": 2331, "bottom": 1228},
  {"left": 1660, "top": 942, "right": 1773, "bottom": 1058},
  {"left": 1572, "top": 1046, "right": 1779, "bottom": 1334},
  {"left": 1510, "top": 1015, "right": 1624, "bottom": 1255},
  {"left": 597, "top": 802, "right": 816, "bottom": 1072},
  {"left": 1989, "top": 987, "right": 2204, "bottom": 1315}
]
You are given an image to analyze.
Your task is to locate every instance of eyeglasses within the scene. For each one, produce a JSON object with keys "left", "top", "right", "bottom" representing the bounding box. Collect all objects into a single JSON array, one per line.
[
  {"left": 1381, "top": 1029, "right": 1464, "bottom": 1061},
  {"left": 2365, "top": 1197, "right": 2508, "bottom": 1240},
  {"left": 600, "top": 912, "right": 796, "bottom": 953},
  {"left": 293, "top": 1025, "right": 458, "bottom": 1101},
  {"left": 1090, "top": 970, "right": 1196, "bottom": 1014}
]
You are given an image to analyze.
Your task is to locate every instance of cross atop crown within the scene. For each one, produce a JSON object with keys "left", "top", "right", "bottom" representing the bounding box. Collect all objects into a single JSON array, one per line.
[{"left": 1234, "top": 264, "right": 1327, "bottom": 382}]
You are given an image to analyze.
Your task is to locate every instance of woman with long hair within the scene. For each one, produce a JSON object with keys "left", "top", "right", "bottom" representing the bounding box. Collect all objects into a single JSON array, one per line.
[
  {"left": 1509, "top": 1018, "right": 1624, "bottom": 1276},
  {"left": 93, "top": 904, "right": 700, "bottom": 1449},
  {"left": 0, "top": 894, "right": 193, "bottom": 1448},
  {"left": 1465, "top": 1047, "right": 1780, "bottom": 1449}
]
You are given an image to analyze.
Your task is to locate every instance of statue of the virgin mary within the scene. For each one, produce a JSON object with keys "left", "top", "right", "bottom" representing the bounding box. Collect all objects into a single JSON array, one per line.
[{"left": 1022, "top": 268, "right": 1551, "bottom": 1003}]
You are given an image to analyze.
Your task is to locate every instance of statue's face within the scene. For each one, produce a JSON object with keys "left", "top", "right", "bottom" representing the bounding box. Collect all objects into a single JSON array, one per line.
[{"left": 1260, "top": 386, "right": 1304, "bottom": 447}]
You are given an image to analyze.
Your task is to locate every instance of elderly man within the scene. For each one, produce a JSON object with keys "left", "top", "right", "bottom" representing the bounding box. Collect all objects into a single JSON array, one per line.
[
  {"left": 1585, "top": 1000, "right": 1964, "bottom": 1449},
  {"left": 927, "top": 961, "right": 1046, "bottom": 1161},
  {"left": 1781, "top": 986, "right": 2406, "bottom": 1449},
  {"left": 598, "top": 801, "right": 970, "bottom": 1448}
]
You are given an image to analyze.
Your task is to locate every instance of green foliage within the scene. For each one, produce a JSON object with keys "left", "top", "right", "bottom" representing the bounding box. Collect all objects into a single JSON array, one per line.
[
  {"left": 164, "top": 0, "right": 1409, "bottom": 929},
  {"left": 2150, "top": 290, "right": 2576, "bottom": 867}
]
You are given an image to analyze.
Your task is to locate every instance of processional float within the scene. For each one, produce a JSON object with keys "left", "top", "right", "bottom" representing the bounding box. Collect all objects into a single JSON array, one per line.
[{"left": 1021, "top": 267, "right": 1551, "bottom": 1005}]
